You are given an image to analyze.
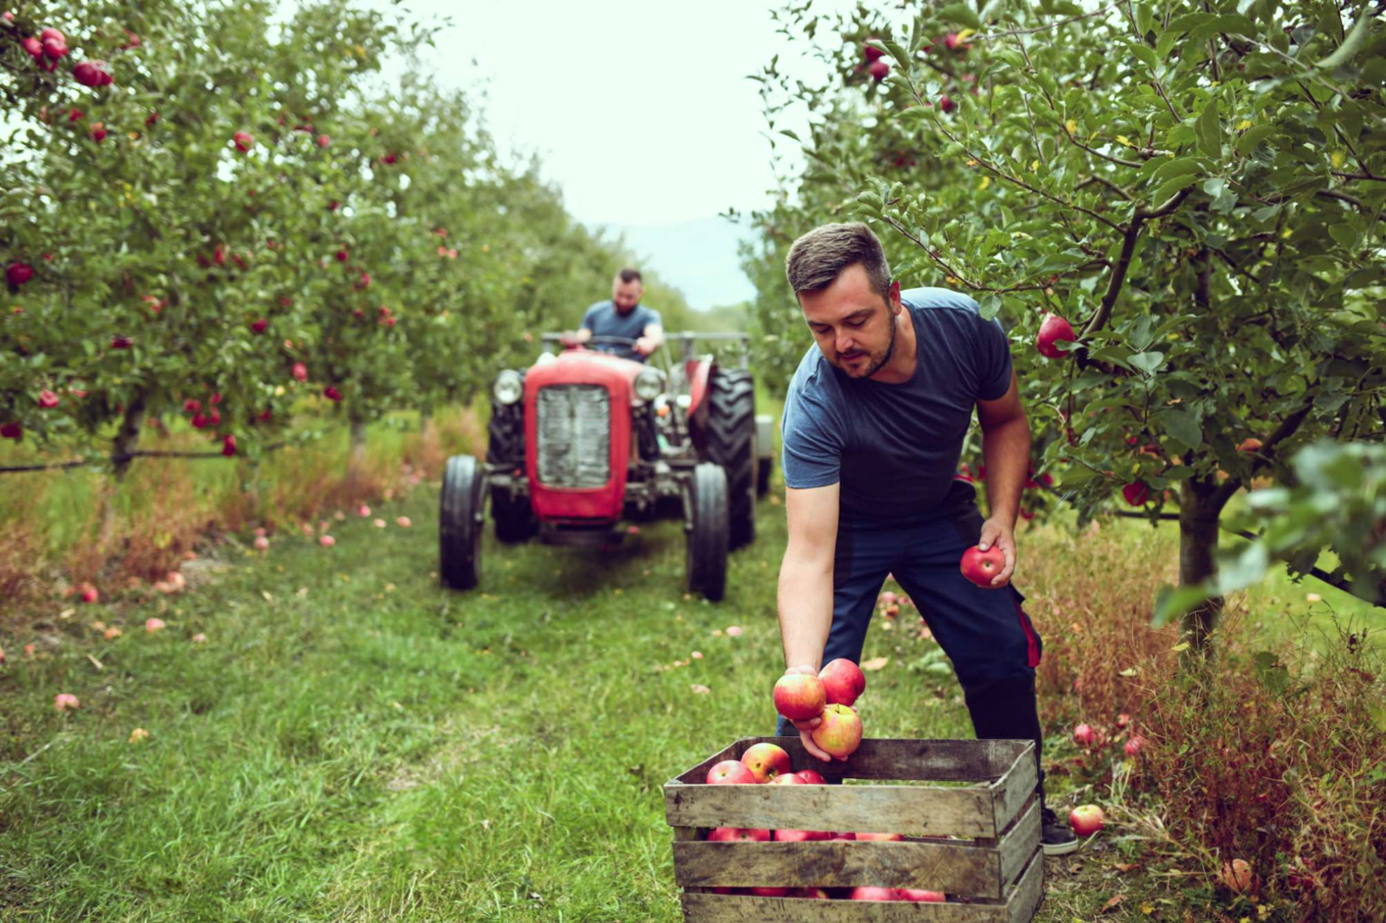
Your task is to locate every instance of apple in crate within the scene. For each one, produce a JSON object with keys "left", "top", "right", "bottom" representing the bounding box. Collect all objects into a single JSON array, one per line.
[
  {"left": 849, "top": 887, "right": 899, "bottom": 901},
  {"left": 831, "top": 832, "right": 856, "bottom": 840},
  {"left": 747, "top": 887, "right": 790, "bottom": 897},
  {"left": 740, "top": 743, "right": 791, "bottom": 783},
  {"left": 818, "top": 658, "right": 866, "bottom": 707},
  {"left": 707, "top": 827, "right": 771, "bottom": 842},
  {"left": 790, "top": 888, "right": 830, "bottom": 899},
  {"left": 795, "top": 769, "right": 826, "bottom": 784},
  {"left": 773, "top": 673, "right": 826, "bottom": 721},
  {"left": 855, "top": 832, "right": 904, "bottom": 841},
  {"left": 773, "top": 829, "right": 830, "bottom": 842},
  {"left": 706, "top": 760, "right": 758, "bottom": 785},
  {"left": 770, "top": 772, "right": 806, "bottom": 785},
  {"left": 899, "top": 889, "right": 946, "bottom": 902},
  {"left": 811, "top": 703, "right": 863, "bottom": 758}
]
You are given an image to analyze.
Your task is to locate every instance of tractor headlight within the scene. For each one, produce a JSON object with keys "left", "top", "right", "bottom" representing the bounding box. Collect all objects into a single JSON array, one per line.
[
  {"left": 492, "top": 369, "right": 524, "bottom": 406},
  {"left": 634, "top": 367, "right": 665, "bottom": 402}
]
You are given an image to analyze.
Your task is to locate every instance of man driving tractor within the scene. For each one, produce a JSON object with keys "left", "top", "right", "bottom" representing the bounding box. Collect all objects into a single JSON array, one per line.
[
  {"left": 773, "top": 222, "right": 1077, "bottom": 856},
  {"left": 561, "top": 268, "right": 665, "bottom": 362}
]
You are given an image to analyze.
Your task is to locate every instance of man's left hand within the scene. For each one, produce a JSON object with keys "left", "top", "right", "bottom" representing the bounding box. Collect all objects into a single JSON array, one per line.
[
  {"left": 633, "top": 336, "right": 657, "bottom": 356},
  {"left": 977, "top": 518, "right": 1017, "bottom": 588}
]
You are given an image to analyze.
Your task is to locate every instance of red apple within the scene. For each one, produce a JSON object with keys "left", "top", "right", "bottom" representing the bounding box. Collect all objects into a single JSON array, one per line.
[
  {"left": 1036, "top": 314, "right": 1077, "bottom": 359},
  {"left": 795, "top": 770, "right": 826, "bottom": 784},
  {"left": 38, "top": 390, "right": 58, "bottom": 409},
  {"left": 706, "top": 827, "right": 771, "bottom": 842},
  {"left": 89, "top": 122, "right": 107, "bottom": 143},
  {"left": 959, "top": 544, "right": 1005, "bottom": 587},
  {"left": 21, "top": 36, "right": 43, "bottom": 60},
  {"left": 773, "top": 673, "right": 826, "bottom": 722},
  {"left": 323, "top": 386, "right": 343, "bottom": 402},
  {"left": 790, "top": 888, "right": 830, "bottom": 899},
  {"left": 898, "top": 889, "right": 945, "bottom": 902},
  {"left": 233, "top": 131, "right": 254, "bottom": 153},
  {"left": 849, "top": 887, "right": 899, "bottom": 901},
  {"left": 253, "top": 536, "right": 270, "bottom": 551},
  {"left": 1069, "top": 804, "right": 1105, "bottom": 837},
  {"left": 939, "top": 94, "right": 956, "bottom": 113},
  {"left": 42, "top": 34, "right": 67, "bottom": 59},
  {"left": 1122, "top": 481, "right": 1150, "bottom": 506},
  {"left": 773, "top": 828, "right": 830, "bottom": 842},
  {"left": 706, "top": 760, "right": 757, "bottom": 785},
  {"left": 747, "top": 887, "right": 790, "bottom": 897},
  {"left": 740, "top": 743, "right": 792, "bottom": 783},
  {"left": 868, "top": 60, "right": 889, "bottom": 81},
  {"left": 6, "top": 262, "right": 34, "bottom": 286},
  {"left": 1073, "top": 723, "right": 1095, "bottom": 747},
  {"left": 251, "top": 318, "right": 268, "bottom": 333},
  {"left": 819, "top": 658, "right": 866, "bottom": 707},
  {"left": 72, "top": 60, "right": 112, "bottom": 87},
  {"left": 1123, "top": 735, "right": 1145, "bottom": 757},
  {"left": 110, "top": 335, "right": 132, "bottom": 349},
  {"left": 1219, "top": 858, "right": 1255, "bottom": 893},
  {"left": 1, "top": 422, "right": 21, "bottom": 439},
  {"left": 854, "top": 832, "right": 903, "bottom": 841},
  {"left": 943, "top": 32, "right": 968, "bottom": 52},
  {"left": 811, "top": 703, "right": 863, "bottom": 758},
  {"left": 80, "top": 585, "right": 99, "bottom": 604},
  {"left": 770, "top": 772, "right": 806, "bottom": 785},
  {"left": 863, "top": 39, "right": 884, "bottom": 61},
  {"left": 292, "top": 362, "right": 308, "bottom": 382},
  {"left": 317, "top": 134, "right": 330, "bottom": 148},
  {"left": 221, "top": 434, "right": 236, "bottom": 457},
  {"left": 1116, "top": 713, "right": 1131, "bottom": 728}
]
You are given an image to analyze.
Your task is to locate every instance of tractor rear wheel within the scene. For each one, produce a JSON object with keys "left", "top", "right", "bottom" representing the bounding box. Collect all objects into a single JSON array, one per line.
[
  {"left": 686, "top": 462, "right": 729, "bottom": 602},
  {"left": 440, "top": 454, "right": 483, "bottom": 590},
  {"left": 705, "top": 368, "right": 757, "bottom": 549},
  {"left": 486, "top": 405, "right": 536, "bottom": 543}
]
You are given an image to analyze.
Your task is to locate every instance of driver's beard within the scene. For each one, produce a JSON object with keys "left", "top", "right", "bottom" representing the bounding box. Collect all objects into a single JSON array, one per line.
[{"left": 838, "top": 310, "right": 897, "bottom": 379}]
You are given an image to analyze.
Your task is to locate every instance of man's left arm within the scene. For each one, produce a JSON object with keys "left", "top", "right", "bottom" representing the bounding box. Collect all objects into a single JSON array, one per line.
[{"left": 975, "top": 367, "right": 1030, "bottom": 587}]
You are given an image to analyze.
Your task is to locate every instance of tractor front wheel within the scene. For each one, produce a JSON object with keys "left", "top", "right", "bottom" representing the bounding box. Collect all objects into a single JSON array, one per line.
[
  {"left": 686, "top": 462, "right": 729, "bottom": 602},
  {"left": 440, "top": 454, "right": 484, "bottom": 590}
]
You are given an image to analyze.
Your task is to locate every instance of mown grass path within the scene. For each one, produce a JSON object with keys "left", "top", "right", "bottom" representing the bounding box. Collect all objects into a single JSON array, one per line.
[{"left": 3, "top": 480, "right": 1380, "bottom": 921}]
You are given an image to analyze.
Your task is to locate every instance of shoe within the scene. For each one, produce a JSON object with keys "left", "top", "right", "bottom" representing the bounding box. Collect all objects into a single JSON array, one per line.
[{"left": 1040, "top": 806, "right": 1078, "bottom": 856}]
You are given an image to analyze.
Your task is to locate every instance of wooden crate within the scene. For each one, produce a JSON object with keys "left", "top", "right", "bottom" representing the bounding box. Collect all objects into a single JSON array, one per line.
[{"left": 665, "top": 737, "right": 1043, "bottom": 921}]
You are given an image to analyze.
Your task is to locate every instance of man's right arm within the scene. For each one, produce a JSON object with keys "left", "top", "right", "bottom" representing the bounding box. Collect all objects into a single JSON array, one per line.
[{"left": 779, "top": 483, "right": 839, "bottom": 671}]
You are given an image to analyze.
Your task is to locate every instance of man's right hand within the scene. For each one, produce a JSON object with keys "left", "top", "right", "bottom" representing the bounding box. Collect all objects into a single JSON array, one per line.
[
  {"left": 784, "top": 664, "right": 843, "bottom": 763},
  {"left": 558, "top": 331, "right": 580, "bottom": 348}
]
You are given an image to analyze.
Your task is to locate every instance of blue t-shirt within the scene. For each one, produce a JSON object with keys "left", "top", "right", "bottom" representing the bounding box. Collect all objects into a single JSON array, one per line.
[
  {"left": 781, "top": 287, "right": 1013, "bottom": 523},
  {"left": 580, "top": 301, "right": 662, "bottom": 361}
]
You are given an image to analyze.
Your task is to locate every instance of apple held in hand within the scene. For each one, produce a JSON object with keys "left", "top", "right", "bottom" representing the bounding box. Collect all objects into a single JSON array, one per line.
[
  {"left": 740, "top": 742, "right": 791, "bottom": 783},
  {"left": 1069, "top": 804, "right": 1105, "bottom": 837},
  {"left": 811, "top": 703, "right": 863, "bottom": 759},
  {"left": 818, "top": 658, "right": 866, "bottom": 707},
  {"left": 960, "top": 544, "right": 1005, "bottom": 587},
  {"left": 773, "top": 673, "right": 826, "bottom": 722},
  {"left": 706, "top": 760, "right": 757, "bottom": 785}
]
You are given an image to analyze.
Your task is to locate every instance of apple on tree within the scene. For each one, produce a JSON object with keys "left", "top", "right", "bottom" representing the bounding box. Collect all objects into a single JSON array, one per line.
[{"left": 1036, "top": 314, "right": 1077, "bottom": 359}]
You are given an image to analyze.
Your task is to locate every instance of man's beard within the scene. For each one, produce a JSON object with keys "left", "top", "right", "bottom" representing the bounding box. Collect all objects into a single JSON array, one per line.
[{"left": 835, "top": 311, "right": 896, "bottom": 379}]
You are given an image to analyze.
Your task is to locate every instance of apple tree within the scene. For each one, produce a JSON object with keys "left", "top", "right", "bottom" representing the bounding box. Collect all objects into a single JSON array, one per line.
[{"left": 742, "top": 1, "right": 1386, "bottom": 652}]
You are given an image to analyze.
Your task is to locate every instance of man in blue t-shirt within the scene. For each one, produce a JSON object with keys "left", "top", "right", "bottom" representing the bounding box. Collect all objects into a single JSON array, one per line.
[
  {"left": 561, "top": 268, "right": 664, "bottom": 362},
  {"left": 773, "top": 222, "right": 1075, "bottom": 856}
]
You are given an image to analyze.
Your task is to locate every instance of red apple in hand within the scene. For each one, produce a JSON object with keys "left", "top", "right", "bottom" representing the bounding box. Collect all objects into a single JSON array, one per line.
[
  {"left": 811, "top": 703, "right": 863, "bottom": 759},
  {"left": 818, "top": 658, "right": 866, "bottom": 707},
  {"left": 740, "top": 743, "right": 791, "bottom": 783},
  {"left": 706, "top": 760, "right": 757, "bottom": 785},
  {"left": 773, "top": 673, "right": 826, "bottom": 722},
  {"left": 707, "top": 827, "right": 771, "bottom": 842},
  {"left": 1069, "top": 804, "right": 1105, "bottom": 836},
  {"left": 960, "top": 545, "right": 1005, "bottom": 587}
]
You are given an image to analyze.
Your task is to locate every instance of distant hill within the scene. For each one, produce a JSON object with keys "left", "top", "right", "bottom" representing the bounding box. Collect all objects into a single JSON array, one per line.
[{"left": 583, "top": 215, "right": 759, "bottom": 313}]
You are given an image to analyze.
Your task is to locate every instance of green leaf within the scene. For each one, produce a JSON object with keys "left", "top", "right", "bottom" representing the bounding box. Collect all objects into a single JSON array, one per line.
[
  {"left": 1151, "top": 156, "right": 1206, "bottom": 183},
  {"left": 1235, "top": 123, "right": 1277, "bottom": 156},
  {"left": 936, "top": 3, "right": 982, "bottom": 30},
  {"left": 1134, "top": 3, "right": 1154, "bottom": 38},
  {"left": 1159, "top": 407, "right": 1203, "bottom": 449},
  {"left": 1195, "top": 97, "right": 1223, "bottom": 158},
  {"left": 884, "top": 40, "right": 912, "bottom": 71},
  {"left": 1153, "top": 583, "right": 1210, "bottom": 626},
  {"left": 1164, "top": 12, "right": 1217, "bottom": 34},
  {"left": 1317, "top": 10, "right": 1372, "bottom": 70},
  {"left": 1328, "top": 222, "right": 1358, "bottom": 249},
  {"left": 1128, "top": 351, "right": 1165, "bottom": 377},
  {"left": 778, "top": 129, "right": 801, "bottom": 142},
  {"left": 1131, "top": 43, "right": 1159, "bottom": 71}
]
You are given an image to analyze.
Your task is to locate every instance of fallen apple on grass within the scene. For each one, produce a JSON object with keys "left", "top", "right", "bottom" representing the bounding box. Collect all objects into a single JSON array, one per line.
[
  {"left": 54, "top": 693, "right": 79, "bottom": 711},
  {"left": 144, "top": 618, "right": 165, "bottom": 633},
  {"left": 1069, "top": 804, "right": 1105, "bottom": 837},
  {"left": 1219, "top": 858, "right": 1255, "bottom": 893},
  {"left": 1073, "top": 723, "right": 1096, "bottom": 747},
  {"left": 1124, "top": 735, "right": 1145, "bottom": 757},
  {"left": 253, "top": 536, "right": 269, "bottom": 551}
]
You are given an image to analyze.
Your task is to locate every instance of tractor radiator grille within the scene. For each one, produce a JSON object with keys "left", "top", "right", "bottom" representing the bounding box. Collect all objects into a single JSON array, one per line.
[{"left": 536, "top": 385, "right": 611, "bottom": 488}]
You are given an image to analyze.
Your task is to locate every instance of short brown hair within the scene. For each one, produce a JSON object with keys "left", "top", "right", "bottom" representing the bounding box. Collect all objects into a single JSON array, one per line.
[
  {"left": 617, "top": 268, "right": 643, "bottom": 285},
  {"left": 784, "top": 222, "right": 891, "bottom": 299}
]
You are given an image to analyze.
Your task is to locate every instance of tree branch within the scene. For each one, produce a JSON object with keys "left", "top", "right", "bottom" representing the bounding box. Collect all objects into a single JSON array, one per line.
[{"left": 1210, "top": 397, "right": 1317, "bottom": 509}]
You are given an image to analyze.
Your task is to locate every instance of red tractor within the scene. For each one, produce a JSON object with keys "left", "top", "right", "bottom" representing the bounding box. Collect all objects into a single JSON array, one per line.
[{"left": 439, "top": 333, "right": 773, "bottom": 601}]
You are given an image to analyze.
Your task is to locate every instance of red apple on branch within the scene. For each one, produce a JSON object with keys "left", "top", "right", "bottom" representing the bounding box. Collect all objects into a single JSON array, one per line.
[
  {"left": 6, "top": 262, "right": 34, "bottom": 286},
  {"left": 1122, "top": 481, "right": 1150, "bottom": 506},
  {"left": 1036, "top": 314, "right": 1076, "bottom": 359},
  {"left": 73, "top": 60, "right": 112, "bottom": 87},
  {"left": 868, "top": 60, "right": 889, "bottom": 81},
  {"left": 38, "top": 389, "right": 58, "bottom": 409},
  {"left": 233, "top": 131, "right": 254, "bottom": 153}
]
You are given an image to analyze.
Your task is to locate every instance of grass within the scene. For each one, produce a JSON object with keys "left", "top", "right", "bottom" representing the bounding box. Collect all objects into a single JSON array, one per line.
[{"left": 2, "top": 410, "right": 1382, "bottom": 920}]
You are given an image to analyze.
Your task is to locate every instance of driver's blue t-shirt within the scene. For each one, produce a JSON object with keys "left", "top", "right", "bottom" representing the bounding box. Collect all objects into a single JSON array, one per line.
[
  {"left": 780, "top": 287, "right": 1013, "bottom": 524},
  {"left": 580, "top": 301, "right": 662, "bottom": 360}
]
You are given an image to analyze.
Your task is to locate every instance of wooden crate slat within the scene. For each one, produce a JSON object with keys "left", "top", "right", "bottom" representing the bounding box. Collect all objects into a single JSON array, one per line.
[
  {"left": 996, "top": 799, "right": 1041, "bottom": 890},
  {"left": 1004, "top": 849, "right": 1044, "bottom": 923},
  {"left": 681, "top": 891, "right": 1014, "bottom": 922},
  {"left": 672, "top": 840, "right": 1001, "bottom": 897},
  {"left": 716, "top": 737, "right": 1030, "bottom": 783},
  {"left": 666, "top": 780, "right": 997, "bottom": 838},
  {"left": 988, "top": 743, "right": 1038, "bottom": 833}
]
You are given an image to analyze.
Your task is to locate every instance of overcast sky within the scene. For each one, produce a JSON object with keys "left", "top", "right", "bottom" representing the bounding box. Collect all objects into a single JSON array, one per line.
[{"left": 390, "top": 0, "right": 853, "bottom": 227}]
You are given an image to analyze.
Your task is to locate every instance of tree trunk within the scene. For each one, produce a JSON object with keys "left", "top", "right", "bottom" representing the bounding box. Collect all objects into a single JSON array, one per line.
[
  {"left": 101, "top": 394, "right": 147, "bottom": 551},
  {"left": 347, "top": 417, "right": 368, "bottom": 483},
  {"left": 1178, "top": 475, "right": 1228, "bottom": 664}
]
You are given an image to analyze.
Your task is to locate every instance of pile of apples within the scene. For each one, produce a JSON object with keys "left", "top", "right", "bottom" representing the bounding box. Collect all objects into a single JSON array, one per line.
[
  {"left": 773, "top": 658, "right": 866, "bottom": 758},
  {"left": 702, "top": 741, "right": 943, "bottom": 902}
]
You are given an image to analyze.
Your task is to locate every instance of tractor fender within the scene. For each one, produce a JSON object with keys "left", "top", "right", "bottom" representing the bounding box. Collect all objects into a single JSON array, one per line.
[{"left": 755, "top": 414, "right": 774, "bottom": 461}]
